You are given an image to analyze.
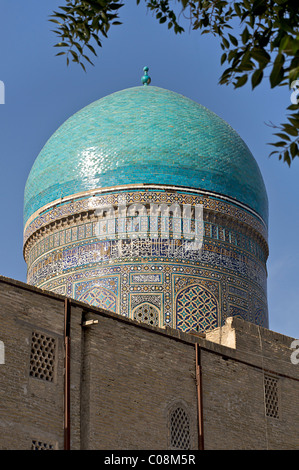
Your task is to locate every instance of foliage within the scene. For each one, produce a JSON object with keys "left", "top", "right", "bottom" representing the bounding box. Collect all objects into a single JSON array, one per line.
[
  {"left": 50, "top": 0, "right": 124, "bottom": 69},
  {"left": 50, "top": 0, "right": 299, "bottom": 164}
]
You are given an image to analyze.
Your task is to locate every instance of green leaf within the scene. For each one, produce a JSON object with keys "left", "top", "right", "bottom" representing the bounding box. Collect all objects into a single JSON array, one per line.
[
  {"left": 269, "top": 141, "right": 288, "bottom": 147},
  {"left": 54, "top": 42, "right": 69, "bottom": 47},
  {"left": 269, "top": 150, "right": 279, "bottom": 157},
  {"left": 222, "top": 37, "right": 230, "bottom": 49},
  {"left": 70, "top": 50, "right": 79, "bottom": 62},
  {"left": 228, "top": 33, "right": 238, "bottom": 46},
  {"left": 86, "top": 43, "right": 97, "bottom": 56},
  {"left": 234, "top": 74, "right": 248, "bottom": 88},
  {"left": 241, "top": 27, "right": 250, "bottom": 45},
  {"left": 269, "top": 53, "right": 285, "bottom": 88},
  {"left": 234, "top": 3, "right": 242, "bottom": 16},
  {"left": 289, "top": 66, "right": 299, "bottom": 83},
  {"left": 279, "top": 35, "right": 291, "bottom": 53},
  {"left": 282, "top": 124, "right": 298, "bottom": 136},
  {"left": 221, "top": 52, "right": 227, "bottom": 65},
  {"left": 290, "top": 142, "right": 298, "bottom": 158},
  {"left": 251, "top": 47, "right": 271, "bottom": 67},
  {"left": 283, "top": 150, "right": 291, "bottom": 166},
  {"left": 274, "top": 132, "right": 291, "bottom": 141},
  {"left": 251, "top": 68, "right": 263, "bottom": 89},
  {"left": 252, "top": 0, "right": 267, "bottom": 16}
]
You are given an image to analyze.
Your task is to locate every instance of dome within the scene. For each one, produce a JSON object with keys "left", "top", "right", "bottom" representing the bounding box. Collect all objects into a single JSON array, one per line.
[{"left": 24, "top": 86, "right": 268, "bottom": 226}]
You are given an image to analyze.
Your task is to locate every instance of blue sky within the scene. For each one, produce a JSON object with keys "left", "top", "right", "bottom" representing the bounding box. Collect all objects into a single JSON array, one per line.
[{"left": 0, "top": 1, "right": 298, "bottom": 338}]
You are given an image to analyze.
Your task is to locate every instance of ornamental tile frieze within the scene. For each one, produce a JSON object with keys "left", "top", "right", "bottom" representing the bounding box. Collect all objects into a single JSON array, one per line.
[
  {"left": 24, "top": 187, "right": 269, "bottom": 332},
  {"left": 23, "top": 187, "right": 268, "bottom": 248}
]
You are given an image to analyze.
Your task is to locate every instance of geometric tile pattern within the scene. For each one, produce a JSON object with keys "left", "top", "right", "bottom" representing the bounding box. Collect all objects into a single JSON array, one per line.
[
  {"left": 23, "top": 187, "right": 268, "bottom": 247},
  {"left": 255, "top": 307, "right": 267, "bottom": 327},
  {"left": 22, "top": 76, "right": 270, "bottom": 340},
  {"left": 132, "top": 302, "right": 159, "bottom": 327},
  {"left": 78, "top": 286, "right": 117, "bottom": 312},
  {"left": 26, "top": 214, "right": 266, "bottom": 269},
  {"left": 229, "top": 305, "right": 249, "bottom": 321},
  {"left": 23, "top": 185, "right": 269, "bottom": 332},
  {"left": 176, "top": 284, "right": 218, "bottom": 333}
]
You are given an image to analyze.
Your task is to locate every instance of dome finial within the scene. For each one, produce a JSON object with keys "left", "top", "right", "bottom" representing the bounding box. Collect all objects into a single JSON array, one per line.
[{"left": 141, "top": 66, "right": 151, "bottom": 86}]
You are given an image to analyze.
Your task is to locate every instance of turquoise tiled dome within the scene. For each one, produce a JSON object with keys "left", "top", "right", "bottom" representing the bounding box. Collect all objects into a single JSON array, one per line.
[{"left": 24, "top": 86, "right": 268, "bottom": 225}]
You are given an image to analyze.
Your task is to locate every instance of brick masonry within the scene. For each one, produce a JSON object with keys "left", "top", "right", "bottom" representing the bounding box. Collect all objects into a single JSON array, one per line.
[{"left": 0, "top": 276, "right": 298, "bottom": 450}]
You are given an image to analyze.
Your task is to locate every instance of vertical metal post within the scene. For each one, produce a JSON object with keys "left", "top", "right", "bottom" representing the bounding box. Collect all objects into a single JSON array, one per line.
[
  {"left": 195, "top": 343, "right": 204, "bottom": 450},
  {"left": 64, "top": 298, "right": 71, "bottom": 450}
]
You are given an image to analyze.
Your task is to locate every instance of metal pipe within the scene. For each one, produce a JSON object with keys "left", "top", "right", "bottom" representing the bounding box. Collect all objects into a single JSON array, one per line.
[
  {"left": 195, "top": 343, "right": 204, "bottom": 450},
  {"left": 64, "top": 298, "right": 71, "bottom": 450}
]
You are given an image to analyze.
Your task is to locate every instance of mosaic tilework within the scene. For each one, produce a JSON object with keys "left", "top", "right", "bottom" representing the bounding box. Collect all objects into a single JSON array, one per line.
[
  {"left": 26, "top": 236, "right": 267, "bottom": 291},
  {"left": 23, "top": 187, "right": 268, "bottom": 246},
  {"left": 24, "top": 86, "right": 268, "bottom": 226},
  {"left": 255, "top": 307, "right": 267, "bottom": 326},
  {"left": 78, "top": 286, "right": 117, "bottom": 312},
  {"left": 130, "top": 294, "right": 162, "bottom": 311},
  {"left": 229, "top": 305, "right": 249, "bottom": 321},
  {"left": 176, "top": 284, "right": 218, "bottom": 333},
  {"left": 74, "top": 276, "right": 119, "bottom": 312},
  {"left": 24, "top": 187, "right": 269, "bottom": 331},
  {"left": 132, "top": 303, "right": 160, "bottom": 327},
  {"left": 26, "top": 217, "right": 266, "bottom": 272},
  {"left": 37, "top": 260, "right": 268, "bottom": 330},
  {"left": 28, "top": 245, "right": 268, "bottom": 329}
]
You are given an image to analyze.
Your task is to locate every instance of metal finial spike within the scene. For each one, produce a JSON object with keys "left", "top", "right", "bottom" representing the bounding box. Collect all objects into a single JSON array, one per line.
[{"left": 141, "top": 66, "right": 151, "bottom": 86}]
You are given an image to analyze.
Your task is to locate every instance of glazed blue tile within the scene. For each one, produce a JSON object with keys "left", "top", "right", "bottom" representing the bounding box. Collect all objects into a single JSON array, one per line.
[{"left": 24, "top": 86, "right": 268, "bottom": 225}]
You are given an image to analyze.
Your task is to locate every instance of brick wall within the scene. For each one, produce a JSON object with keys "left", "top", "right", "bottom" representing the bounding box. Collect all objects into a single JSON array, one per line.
[
  {"left": 80, "top": 312, "right": 198, "bottom": 449},
  {"left": 0, "top": 277, "right": 298, "bottom": 450},
  {"left": 0, "top": 278, "right": 65, "bottom": 449}
]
